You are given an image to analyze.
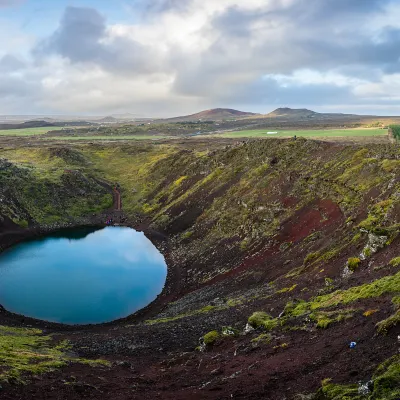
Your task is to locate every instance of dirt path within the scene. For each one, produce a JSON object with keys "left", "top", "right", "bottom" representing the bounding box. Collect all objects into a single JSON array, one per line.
[{"left": 113, "top": 187, "right": 122, "bottom": 211}]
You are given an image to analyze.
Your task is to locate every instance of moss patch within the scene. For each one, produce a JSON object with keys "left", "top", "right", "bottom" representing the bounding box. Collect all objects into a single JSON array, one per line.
[
  {"left": 316, "top": 355, "right": 400, "bottom": 399},
  {"left": 248, "top": 312, "right": 281, "bottom": 331},
  {"left": 203, "top": 331, "right": 220, "bottom": 345},
  {"left": 290, "top": 271, "right": 400, "bottom": 317},
  {"left": 347, "top": 257, "right": 361, "bottom": 272},
  {"left": 0, "top": 325, "right": 108, "bottom": 384}
]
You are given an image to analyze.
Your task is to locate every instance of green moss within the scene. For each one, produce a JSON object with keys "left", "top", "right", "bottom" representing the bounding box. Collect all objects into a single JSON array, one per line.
[
  {"left": 376, "top": 310, "right": 400, "bottom": 334},
  {"left": 389, "top": 257, "right": 400, "bottom": 267},
  {"left": 317, "top": 355, "right": 400, "bottom": 399},
  {"left": 248, "top": 312, "right": 280, "bottom": 331},
  {"left": 316, "top": 317, "right": 333, "bottom": 329},
  {"left": 304, "top": 252, "right": 320, "bottom": 265},
  {"left": 311, "top": 309, "right": 355, "bottom": 329},
  {"left": 200, "top": 305, "right": 216, "bottom": 313},
  {"left": 325, "top": 277, "right": 334, "bottom": 286},
  {"left": 290, "top": 271, "right": 400, "bottom": 317},
  {"left": 145, "top": 304, "right": 219, "bottom": 325},
  {"left": 363, "top": 309, "right": 379, "bottom": 317},
  {"left": 277, "top": 284, "right": 298, "bottom": 293},
  {"left": 392, "top": 296, "right": 400, "bottom": 309},
  {"left": 358, "top": 200, "right": 393, "bottom": 233},
  {"left": 372, "top": 355, "right": 400, "bottom": 399},
  {"left": 347, "top": 257, "right": 361, "bottom": 272},
  {"left": 319, "top": 249, "right": 339, "bottom": 262},
  {"left": 203, "top": 330, "right": 220, "bottom": 345},
  {"left": 251, "top": 333, "right": 272, "bottom": 345},
  {"left": 285, "top": 266, "right": 306, "bottom": 278},
  {"left": 318, "top": 378, "right": 361, "bottom": 399},
  {"left": 181, "top": 231, "right": 193, "bottom": 240},
  {"left": 173, "top": 176, "right": 187, "bottom": 186},
  {"left": 0, "top": 325, "right": 108, "bottom": 383},
  {"left": 248, "top": 312, "right": 273, "bottom": 328},
  {"left": 363, "top": 247, "right": 373, "bottom": 258},
  {"left": 240, "top": 238, "right": 250, "bottom": 251},
  {"left": 352, "top": 233, "right": 362, "bottom": 243},
  {"left": 381, "top": 159, "right": 400, "bottom": 172}
]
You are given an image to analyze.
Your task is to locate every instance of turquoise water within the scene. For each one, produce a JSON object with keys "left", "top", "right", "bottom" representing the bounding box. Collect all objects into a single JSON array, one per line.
[{"left": 0, "top": 227, "right": 167, "bottom": 325}]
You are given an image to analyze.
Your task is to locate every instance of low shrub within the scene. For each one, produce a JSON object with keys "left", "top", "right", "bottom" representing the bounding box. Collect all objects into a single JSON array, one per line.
[{"left": 347, "top": 257, "right": 361, "bottom": 272}]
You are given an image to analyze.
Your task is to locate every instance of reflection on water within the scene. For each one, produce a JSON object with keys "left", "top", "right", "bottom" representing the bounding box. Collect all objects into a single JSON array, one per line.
[
  {"left": 49, "top": 227, "right": 99, "bottom": 241},
  {"left": 0, "top": 227, "right": 167, "bottom": 325}
]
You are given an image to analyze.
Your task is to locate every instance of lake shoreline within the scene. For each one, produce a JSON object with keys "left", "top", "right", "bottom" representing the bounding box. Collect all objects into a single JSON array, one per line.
[{"left": 0, "top": 215, "right": 180, "bottom": 332}]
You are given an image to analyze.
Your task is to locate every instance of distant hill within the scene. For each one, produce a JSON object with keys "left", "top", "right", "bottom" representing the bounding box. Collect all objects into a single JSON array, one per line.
[
  {"left": 98, "top": 116, "right": 119, "bottom": 123},
  {"left": 267, "top": 108, "right": 318, "bottom": 118},
  {"left": 166, "top": 108, "right": 258, "bottom": 122},
  {"left": 0, "top": 120, "right": 56, "bottom": 130},
  {"left": 265, "top": 107, "right": 358, "bottom": 120}
]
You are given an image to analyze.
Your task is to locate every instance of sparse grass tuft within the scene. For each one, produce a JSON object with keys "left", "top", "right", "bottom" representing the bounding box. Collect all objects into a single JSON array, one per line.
[
  {"left": 347, "top": 257, "right": 361, "bottom": 272},
  {"left": 363, "top": 309, "right": 379, "bottom": 317}
]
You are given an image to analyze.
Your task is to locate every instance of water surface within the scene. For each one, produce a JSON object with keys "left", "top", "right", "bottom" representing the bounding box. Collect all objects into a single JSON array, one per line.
[{"left": 0, "top": 227, "right": 167, "bottom": 324}]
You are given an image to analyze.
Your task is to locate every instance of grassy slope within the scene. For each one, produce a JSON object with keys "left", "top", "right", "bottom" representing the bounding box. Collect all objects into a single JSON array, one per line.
[
  {"left": 1, "top": 139, "right": 400, "bottom": 395},
  {"left": 81, "top": 139, "right": 400, "bottom": 396},
  {"left": 0, "top": 147, "right": 113, "bottom": 227}
]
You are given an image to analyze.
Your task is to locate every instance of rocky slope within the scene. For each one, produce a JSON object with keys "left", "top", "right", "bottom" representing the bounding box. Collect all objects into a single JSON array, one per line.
[{"left": 0, "top": 139, "right": 399, "bottom": 399}]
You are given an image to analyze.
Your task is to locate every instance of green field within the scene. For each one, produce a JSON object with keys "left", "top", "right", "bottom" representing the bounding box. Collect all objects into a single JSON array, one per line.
[
  {"left": 0, "top": 127, "right": 64, "bottom": 136},
  {"left": 43, "top": 135, "right": 169, "bottom": 141},
  {"left": 213, "top": 128, "right": 387, "bottom": 139}
]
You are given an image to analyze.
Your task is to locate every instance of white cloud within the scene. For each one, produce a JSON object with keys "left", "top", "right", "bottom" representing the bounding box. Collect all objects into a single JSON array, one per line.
[{"left": 1, "top": 0, "right": 400, "bottom": 115}]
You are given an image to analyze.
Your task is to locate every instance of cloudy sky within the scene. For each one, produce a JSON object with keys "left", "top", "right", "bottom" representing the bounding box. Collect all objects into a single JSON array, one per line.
[{"left": 2, "top": 0, "right": 400, "bottom": 117}]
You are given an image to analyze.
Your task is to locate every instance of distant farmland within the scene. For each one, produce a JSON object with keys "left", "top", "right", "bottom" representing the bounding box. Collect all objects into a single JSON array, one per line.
[
  {"left": 214, "top": 128, "right": 387, "bottom": 139},
  {"left": 0, "top": 127, "right": 64, "bottom": 136},
  {"left": 43, "top": 135, "right": 169, "bottom": 141}
]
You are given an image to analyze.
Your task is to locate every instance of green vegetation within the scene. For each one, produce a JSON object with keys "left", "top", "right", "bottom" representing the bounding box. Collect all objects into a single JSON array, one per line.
[
  {"left": 277, "top": 284, "right": 297, "bottom": 293},
  {"left": 288, "top": 271, "right": 400, "bottom": 318},
  {"left": 389, "top": 125, "right": 400, "bottom": 140},
  {"left": 203, "top": 331, "right": 220, "bottom": 345},
  {"left": 304, "top": 252, "right": 320, "bottom": 265},
  {"left": 311, "top": 309, "right": 355, "bottom": 329},
  {"left": 251, "top": 333, "right": 272, "bottom": 345},
  {"left": 358, "top": 200, "right": 393, "bottom": 234},
  {"left": 0, "top": 148, "right": 113, "bottom": 226},
  {"left": 347, "top": 257, "right": 361, "bottom": 272},
  {"left": 0, "top": 127, "right": 64, "bottom": 136},
  {"left": 0, "top": 326, "right": 108, "bottom": 383},
  {"left": 376, "top": 310, "right": 400, "bottom": 334},
  {"left": 363, "top": 309, "right": 379, "bottom": 317},
  {"left": 389, "top": 257, "right": 400, "bottom": 267},
  {"left": 318, "top": 378, "right": 362, "bottom": 399},
  {"left": 44, "top": 135, "right": 169, "bottom": 141},
  {"left": 47, "top": 121, "right": 215, "bottom": 139},
  {"left": 248, "top": 312, "right": 280, "bottom": 331},
  {"left": 392, "top": 296, "right": 400, "bottom": 308},
  {"left": 317, "top": 355, "right": 400, "bottom": 399},
  {"left": 213, "top": 128, "right": 387, "bottom": 139},
  {"left": 376, "top": 296, "right": 400, "bottom": 334},
  {"left": 145, "top": 304, "right": 219, "bottom": 325}
]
